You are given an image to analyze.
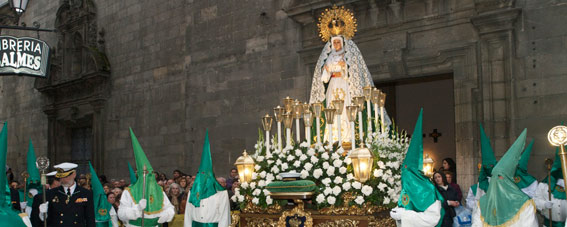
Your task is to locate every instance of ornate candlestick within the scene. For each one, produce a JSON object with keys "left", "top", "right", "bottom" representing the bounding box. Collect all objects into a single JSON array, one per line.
[
  {"left": 292, "top": 100, "right": 303, "bottom": 142},
  {"left": 303, "top": 108, "right": 314, "bottom": 145},
  {"left": 273, "top": 106, "right": 284, "bottom": 152},
  {"left": 312, "top": 102, "right": 323, "bottom": 145},
  {"left": 363, "top": 86, "right": 373, "bottom": 134},
  {"left": 261, "top": 114, "right": 273, "bottom": 152},
  {"left": 283, "top": 113, "right": 293, "bottom": 147},
  {"left": 371, "top": 88, "right": 381, "bottom": 132},
  {"left": 353, "top": 96, "right": 365, "bottom": 142},
  {"left": 547, "top": 125, "right": 567, "bottom": 198},
  {"left": 332, "top": 99, "right": 345, "bottom": 147},
  {"left": 379, "top": 91, "right": 387, "bottom": 133},
  {"left": 346, "top": 105, "right": 358, "bottom": 150},
  {"left": 323, "top": 107, "right": 337, "bottom": 146},
  {"left": 283, "top": 97, "right": 294, "bottom": 113}
]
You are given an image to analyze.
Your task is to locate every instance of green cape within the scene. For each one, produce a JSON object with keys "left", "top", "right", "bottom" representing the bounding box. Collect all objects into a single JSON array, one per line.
[
  {"left": 479, "top": 124, "right": 497, "bottom": 192},
  {"left": 189, "top": 130, "right": 225, "bottom": 207},
  {"left": 479, "top": 129, "right": 531, "bottom": 226},
  {"left": 89, "top": 162, "right": 112, "bottom": 227},
  {"left": 126, "top": 128, "right": 164, "bottom": 214},
  {"left": 0, "top": 123, "right": 27, "bottom": 227},
  {"left": 397, "top": 109, "right": 445, "bottom": 226},
  {"left": 542, "top": 147, "right": 566, "bottom": 200},
  {"left": 128, "top": 162, "right": 137, "bottom": 185},
  {"left": 25, "top": 140, "right": 42, "bottom": 206},
  {"left": 513, "top": 139, "right": 537, "bottom": 189}
]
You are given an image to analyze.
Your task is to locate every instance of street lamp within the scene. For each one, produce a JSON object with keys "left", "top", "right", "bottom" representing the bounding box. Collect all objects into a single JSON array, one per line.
[
  {"left": 423, "top": 154, "right": 435, "bottom": 178},
  {"left": 10, "top": 0, "right": 29, "bottom": 15}
]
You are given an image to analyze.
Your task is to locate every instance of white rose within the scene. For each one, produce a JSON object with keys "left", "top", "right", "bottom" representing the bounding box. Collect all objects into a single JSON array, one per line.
[
  {"left": 324, "top": 187, "right": 333, "bottom": 195},
  {"left": 258, "top": 180, "right": 266, "bottom": 187},
  {"left": 333, "top": 176, "right": 343, "bottom": 184},
  {"left": 327, "top": 196, "right": 336, "bottom": 205},
  {"left": 339, "top": 167, "right": 347, "bottom": 174},
  {"left": 352, "top": 181, "right": 362, "bottom": 189},
  {"left": 276, "top": 175, "right": 283, "bottom": 180},
  {"left": 300, "top": 170, "right": 309, "bottom": 179},
  {"left": 326, "top": 166, "right": 336, "bottom": 176},
  {"left": 252, "top": 172, "right": 258, "bottom": 180},
  {"left": 313, "top": 169, "right": 323, "bottom": 179},
  {"left": 304, "top": 163, "right": 313, "bottom": 171},
  {"left": 287, "top": 155, "right": 295, "bottom": 161},
  {"left": 254, "top": 165, "right": 261, "bottom": 171},
  {"left": 307, "top": 149, "right": 315, "bottom": 156},
  {"left": 252, "top": 189, "right": 261, "bottom": 196},
  {"left": 316, "top": 194, "right": 325, "bottom": 203},
  {"left": 383, "top": 197, "right": 391, "bottom": 205},
  {"left": 250, "top": 182, "right": 257, "bottom": 189},
  {"left": 310, "top": 156, "right": 319, "bottom": 164},
  {"left": 267, "top": 160, "right": 274, "bottom": 165},
  {"left": 266, "top": 173, "right": 275, "bottom": 181},
  {"left": 256, "top": 156, "right": 264, "bottom": 162},
  {"left": 263, "top": 189, "right": 270, "bottom": 195},
  {"left": 331, "top": 152, "right": 340, "bottom": 160},
  {"left": 266, "top": 196, "right": 273, "bottom": 205},
  {"left": 271, "top": 166, "right": 280, "bottom": 174},
  {"left": 238, "top": 195, "right": 245, "bottom": 202},
  {"left": 386, "top": 169, "right": 392, "bottom": 176},
  {"left": 355, "top": 196, "right": 364, "bottom": 205},
  {"left": 260, "top": 171, "right": 267, "bottom": 179},
  {"left": 346, "top": 173, "right": 354, "bottom": 180},
  {"left": 266, "top": 153, "right": 273, "bottom": 159},
  {"left": 322, "top": 178, "right": 332, "bottom": 186},
  {"left": 322, "top": 162, "right": 330, "bottom": 169},
  {"left": 252, "top": 197, "right": 259, "bottom": 204},
  {"left": 342, "top": 182, "right": 351, "bottom": 191},
  {"left": 374, "top": 169, "right": 383, "bottom": 178},
  {"left": 300, "top": 142, "right": 309, "bottom": 148},
  {"left": 378, "top": 183, "right": 387, "bottom": 191},
  {"left": 388, "top": 177, "right": 395, "bottom": 185},
  {"left": 378, "top": 161, "right": 385, "bottom": 169},
  {"left": 333, "top": 159, "right": 343, "bottom": 168},
  {"left": 281, "top": 163, "right": 289, "bottom": 171},
  {"left": 276, "top": 159, "right": 282, "bottom": 165},
  {"left": 332, "top": 186, "right": 341, "bottom": 196},
  {"left": 321, "top": 152, "right": 330, "bottom": 160},
  {"left": 231, "top": 195, "right": 237, "bottom": 202},
  {"left": 361, "top": 185, "right": 373, "bottom": 196},
  {"left": 241, "top": 182, "right": 249, "bottom": 189},
  {"left": 295, "top": 149, "right": 303, "bottom": 156},
  {"left": 344, "top": 157, "right": 352, "bottom": 165},
  {"left": 299, "top": 154, "right": 308, "bottom": 161}
]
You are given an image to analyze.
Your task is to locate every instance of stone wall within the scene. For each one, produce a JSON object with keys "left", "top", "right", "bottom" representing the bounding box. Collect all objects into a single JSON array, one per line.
[{"left": 0, "top": 0, "right": 566, "bottom": 192}]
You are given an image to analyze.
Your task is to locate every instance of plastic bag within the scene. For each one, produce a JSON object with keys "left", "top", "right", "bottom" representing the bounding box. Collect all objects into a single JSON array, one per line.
[{"left": 453, "top": 205, "right": 472, "bottom": 227}]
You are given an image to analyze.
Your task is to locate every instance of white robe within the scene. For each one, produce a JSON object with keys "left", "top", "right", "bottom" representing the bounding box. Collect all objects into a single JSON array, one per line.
[
  {"left": 533, "top": 183, "right": 567, "bottom": 226},
  {"left": 18, "top": 213, "right": 32, "bottom": 227},
  {"left": 118, "top": 191, "right": 175, "bottom": 227},
  {"left": 465, "top": 184, "right": 485, "bottom": 211},
  {"left": 183, "top": 190, "right": 230, "bottom": 227},
  {"left": 321, "top": 51, "right": 352, "bottom": 143},
  {"left": 110, "top": 207, "right": 118, "bottom": 227},
  {"left": 396, "top": 200, "right": 442, "bottom": 227},
  {"left": 520, "top": 181, "right": 538, "bottom": 198},
  {"left": 471, "top": 200, "right": 538, "bottom": 227}
]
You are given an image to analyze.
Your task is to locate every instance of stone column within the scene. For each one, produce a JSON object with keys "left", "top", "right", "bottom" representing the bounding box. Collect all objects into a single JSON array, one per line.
[{"left": 90, "top": 99, "right": 106, "bottom": 174}]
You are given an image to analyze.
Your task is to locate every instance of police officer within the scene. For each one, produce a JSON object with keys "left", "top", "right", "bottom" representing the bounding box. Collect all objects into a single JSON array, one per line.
[{"left": 37, "top": 163, "right": 94, "bottom": 226}]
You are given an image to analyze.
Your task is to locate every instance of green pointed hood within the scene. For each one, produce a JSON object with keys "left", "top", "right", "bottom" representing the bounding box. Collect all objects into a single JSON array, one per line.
[
  {"left": 0, "top": 123, "right": 27, "bottom": 227},
  {"left": 544, "top": 147, "right": 566, "bottom": 200},
  {"left": 479, "top": 129, "right": 531, "bottom": 226},
  {"left": 189, "top": 130, "right": 225, "bottom": 207},
  {"left": 89, "top": 162, "right": 113, "bottom": 227},
  {"left": 479, "top": 124, "right": 497, "bottom": 191},
  {"left": 514, "top": 139, "right": 537, "bottom": 189},
  {"left": 25, "top": 140, "right": 42, "bottom": 205},
  {"left": 128, "top": 162, "right": 137, "bottom": 185},
  {"left": 398, "top": 109, "right": 445, "bottom": 226},
  {"left": 126, "top": 128, "right": 164, "bottom": 214}
]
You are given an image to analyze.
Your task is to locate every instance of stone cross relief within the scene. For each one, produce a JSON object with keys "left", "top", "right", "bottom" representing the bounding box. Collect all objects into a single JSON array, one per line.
[{"left": 429, "top": 129, "right": 442, "bottom": 143}]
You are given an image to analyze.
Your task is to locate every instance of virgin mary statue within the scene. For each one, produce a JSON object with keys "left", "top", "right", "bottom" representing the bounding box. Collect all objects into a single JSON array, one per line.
[{"left": 309, "top": 5, "right": 390, "bottom": 144}]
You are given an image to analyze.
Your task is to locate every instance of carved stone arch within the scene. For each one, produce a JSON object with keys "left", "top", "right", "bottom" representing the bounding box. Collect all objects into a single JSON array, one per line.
[{"left": 35, "top": 0, "right": 110, "bottom": 173}]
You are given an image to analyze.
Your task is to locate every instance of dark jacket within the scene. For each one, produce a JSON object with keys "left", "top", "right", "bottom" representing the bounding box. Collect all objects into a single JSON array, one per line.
[
  {"left": 32, "top": 185, "right": 95, "bottom": 227},
  {"left": 10, "top": 188, "right": 21, "bottom": 211},
  {"left": 436, "top": 185, "right": 459, "bottom": 227}
]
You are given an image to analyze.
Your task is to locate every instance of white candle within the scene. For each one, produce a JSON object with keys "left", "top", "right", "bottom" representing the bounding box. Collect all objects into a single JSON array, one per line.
[
  {"left": 337, "top": 115, "right": 342, "bottom": 147},
  {"left": 305, "top": 126, "right": 311, "bottom": 145},
  {"left": 374, "top": 103, "right": 379, "bottom": 132},
  {"left": 366, "top": 100, "right": 372, "bottom": 134},
  {"left": 295, "top": 119, "right": 301, "bottom": 142},
  {"left": 351, "top": 121, "right": 356, "bottom": 150},
  {"left": 286, "top": 128, "right": 292, "bottom": 148},
  {"left": 358, "top": 112, "right": 363, "bottom": 143},
  {"left": 265, "top": 130, "right": 270, "bottom": 150},
  {"left": 277, "top": 122, "right": 282, "bottom": 151},
  {"left": 329, "top": 123, "right": 334, "bottom": 146},
  {"left": 380, "top": 107, "right": 385, "bottom": 133},
  {"left": 316, "top": 117, "right": 321, "bottom": 145}
]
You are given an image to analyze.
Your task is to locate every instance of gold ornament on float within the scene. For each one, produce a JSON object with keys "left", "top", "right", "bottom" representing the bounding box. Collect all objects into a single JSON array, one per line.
[{"left": 317, "top": 5, "right": 357, "bottom": 42}]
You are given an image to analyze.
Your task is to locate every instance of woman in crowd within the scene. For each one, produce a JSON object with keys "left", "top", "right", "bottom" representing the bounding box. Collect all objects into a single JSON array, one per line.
[
  {"left": 444, "top": 171, "right": 462, "bottom": 202},
  {"left": 439, "top": 158, "right": 457, "bottom": 182},
  {"left": 168, "top": 183, "right": 186, "bottom": 214},
  {"left": 179, "top": 177, "right": 188, "bottom": 192},
  {"left": 433, "top": 171, "right": 460, "bottom": 227}
]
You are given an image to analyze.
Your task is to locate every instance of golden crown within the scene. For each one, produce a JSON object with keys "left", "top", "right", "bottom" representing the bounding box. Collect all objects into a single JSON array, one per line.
[{"left": 317, "top": 5, "right": 357, "bottom": 42}]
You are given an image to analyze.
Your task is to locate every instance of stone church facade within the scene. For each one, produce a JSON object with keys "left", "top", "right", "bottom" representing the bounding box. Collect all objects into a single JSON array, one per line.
[{"left": 0, "top": 0, "right": 566, "bottom": 193}]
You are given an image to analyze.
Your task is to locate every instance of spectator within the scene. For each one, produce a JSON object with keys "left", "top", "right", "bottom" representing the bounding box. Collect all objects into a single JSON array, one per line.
[
  {"left": 112, "top": 187, "right": 123, "bottom": 197},
  {"left": 99, "top": 174, "right": 108, "bottom": 185},
  {"left": 433, "top": 171, "right": 459, "bottom": 227},
  {"left": 159, "top": 172, "right": 168, "bottom": 181},
  {"left": 439, "top": 158, "right": 457, "bottom": 182},
  {"left": 217, "top": 177, "right": 227, "bottom": 189},
  {"left": 119, "top": 179, "right": 127, "bottom": 188},
  {"left": 9, "top": 181, "right": 18, "bottom": 189},
  {"left": 226, "top": 168, "right": 239, "bottom": 190},
  {"left": 179, "top": 178, "right": 188, "bottom": 191},
  {"left": 444, "top": 171, "right": 462, "bottom": 202},
  {"left": 103, "top": 183, "right": 112, "bottom": 195},
  {"left": 168, "top": 183, "right": 186, "bottom": 215},
  {"left": 173, "top": 169, "right": 183, "bottom": 182},
  {"left": 112, "top": 179, "right": 121, "bottom": 188},
  {"left": 107, "top": 192, "right": 116, "bottom": 206}
]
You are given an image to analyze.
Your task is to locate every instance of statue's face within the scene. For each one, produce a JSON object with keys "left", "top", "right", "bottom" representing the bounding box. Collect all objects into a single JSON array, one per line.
[{"left": 332, "top": 38, "right": 342, "bottom": 51}]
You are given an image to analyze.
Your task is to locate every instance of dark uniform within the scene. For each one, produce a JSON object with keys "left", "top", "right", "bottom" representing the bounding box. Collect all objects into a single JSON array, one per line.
[
  {"left": 10, "top": 188, "right": 21, "bottom": 211},
  {"left": 41, "top": 185, "right": 95, "bottom": 227}
]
